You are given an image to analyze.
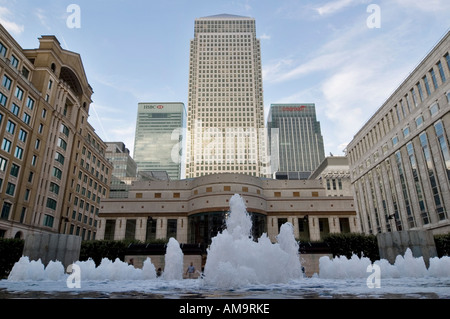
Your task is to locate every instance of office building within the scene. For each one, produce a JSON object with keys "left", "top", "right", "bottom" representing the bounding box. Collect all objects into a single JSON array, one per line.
[
  {"left": 185, "top": 14, "right": 268, "bottom": 178},
  {"left": 97, "top": 173, "right": 359, "bottom": 244},
  {"left": 105, "top": 142, "right": 137, "bottom": 199},
  {"left": 0, "top": 25, "right": 112, "bottom": 239},
  {"left": 133, "top": 102, "right": 185, "bottom": 180},
  {"left": 309, "top": 156, "right": 353, "bottom": 197},
  {"left": 268, "top": 104, "right": 325, "bottom": 179},
  {"left": 347, "top": 31, "right": 450, "bottom": 235}
]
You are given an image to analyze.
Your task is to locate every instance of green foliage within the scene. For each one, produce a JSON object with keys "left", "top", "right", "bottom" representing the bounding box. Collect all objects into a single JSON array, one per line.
[
  {"left": 434, "top": 233, "right": 450, "bottom": 257},
  {"left": 79, "top": 239, "right": 170, "bottom": 266},
  {"left": 79, "top": 239, "right": 141, "bottom": 266},
  {"left": 0, "top": 238, "right": 24, "bottom": 279},
  {"left": 323, "top": 233, "right": 380, "bottom": 262}
]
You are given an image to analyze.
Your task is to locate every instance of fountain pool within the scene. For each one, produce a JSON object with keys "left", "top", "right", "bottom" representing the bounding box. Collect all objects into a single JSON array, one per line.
[{"left": 0, "top": 194, "right": 449, "bottom": 300}]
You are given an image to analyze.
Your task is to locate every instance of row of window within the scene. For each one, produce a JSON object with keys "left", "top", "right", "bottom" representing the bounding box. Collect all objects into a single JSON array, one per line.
[
  {"left": 0, "top": 41, "right": 31, "bottom": 81},
  {"left": 349, "top": 51, "right": 450, "bottom": 168},
  {"left": 355, "top": 120, "right": 449, "bottom": 233}
]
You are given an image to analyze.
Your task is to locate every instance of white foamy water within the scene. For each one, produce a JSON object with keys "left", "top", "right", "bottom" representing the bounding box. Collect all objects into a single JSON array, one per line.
[
  {"left": 1, "top": 194, "right": 450, "bottom": 298},
  {"left": 203, "top": 194, "right": 303, "bottom": 288}
]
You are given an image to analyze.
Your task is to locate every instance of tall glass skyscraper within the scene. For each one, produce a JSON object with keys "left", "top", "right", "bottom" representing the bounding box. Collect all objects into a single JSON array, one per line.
[
  {"left": 134, "top": 102, "right": 185, "bottom": 180},
  {"left": 267, "top": 104, "right": 325, "bottom": 179},
  {"left": 185, "top": 14, "right": 268, "bottom": 178}
]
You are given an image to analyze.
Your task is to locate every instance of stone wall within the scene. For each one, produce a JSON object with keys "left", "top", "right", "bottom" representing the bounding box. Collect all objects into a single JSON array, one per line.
[
  {"left": 23, "top": 233, "right": 81, "bottom": 269},
  {"left": 377, "top": 230, "right": 437, "bottom": 267}
]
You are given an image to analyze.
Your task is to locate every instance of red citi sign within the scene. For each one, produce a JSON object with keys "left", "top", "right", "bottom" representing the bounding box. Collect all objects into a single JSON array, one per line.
[{"left": 282, "top": 105, "right": 307, "bottom": 112}]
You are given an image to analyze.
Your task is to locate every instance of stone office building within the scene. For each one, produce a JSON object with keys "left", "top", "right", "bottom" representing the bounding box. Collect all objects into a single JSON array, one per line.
[
  {"left": 97, "top": 173, "right": 359, "bottom": 244},
  {"left": 347, "top": 31, "right": 450, "bottom": 235},
  {"left": 0, "top": 25, "right": 112, "bottom": 239}
]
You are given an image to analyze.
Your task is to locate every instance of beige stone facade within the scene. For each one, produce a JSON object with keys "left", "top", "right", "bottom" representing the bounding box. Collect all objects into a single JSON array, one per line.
[
  {"left": 347, "top": 31, "right": 450, "bottom": 235},
  {"left": 98, "top": 173, "right": 359, "bottom": 244},
  {"left": 0, "top": 25, "right": 112, "bottom": 239},
  {"left": 309, "top": 156, "right": 353, "bottom": 197}
]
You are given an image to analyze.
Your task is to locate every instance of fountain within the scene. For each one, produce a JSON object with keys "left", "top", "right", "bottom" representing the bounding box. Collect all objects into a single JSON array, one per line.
[
  {"left": 162, "top": 237, "right": 184, "bottom": 280},
  {"left": 1, "top": 193, "right": 450, "bottom": 299},
  {"left": 203, "top": 194, "right": 302, "bottom": 288}
]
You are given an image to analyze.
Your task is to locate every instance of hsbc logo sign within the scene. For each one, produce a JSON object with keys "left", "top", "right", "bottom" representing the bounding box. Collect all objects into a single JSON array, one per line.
[{"left": 143, "top": 105, "right": 164, "bottom": 110}]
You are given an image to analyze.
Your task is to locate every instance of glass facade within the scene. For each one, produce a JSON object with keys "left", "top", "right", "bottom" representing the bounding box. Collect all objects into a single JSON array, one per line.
[
  {"left": 186, "top": 15, "right": 267, "bottom": 178},
  {"left": 134, "top": 103, "right": 185, "bottom": 180},
  {"left": 267, "top": 104, "right": 325, "bottom": 178},
  {"left": 188, "top": 211, "right": 266, "bottom": 245}
]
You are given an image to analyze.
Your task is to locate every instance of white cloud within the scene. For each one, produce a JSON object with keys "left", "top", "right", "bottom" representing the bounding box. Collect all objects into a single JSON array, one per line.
[
  {"left": 315, "top": 0, "right": 365, "bottom": 16},
  {"left": 260, "top": 33, "right": 271, "bottom": 40},
  {"left": 0, "top": 7, "right": 24, "bottom": 35},
  {"left": 393, "top": 0, "right": 450, "bottom": 12},
  {"left": 34, "top": 8, "right": 50, "bottom": 30}
]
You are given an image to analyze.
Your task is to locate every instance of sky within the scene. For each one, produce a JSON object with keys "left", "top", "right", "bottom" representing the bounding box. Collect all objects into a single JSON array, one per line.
[{"left": 1, "top": 0, "right": 450, "bottom": 158}]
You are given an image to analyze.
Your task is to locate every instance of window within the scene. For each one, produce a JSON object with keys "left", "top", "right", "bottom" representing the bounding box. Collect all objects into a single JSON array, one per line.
[
  {"left": 0, "top": 41, "right": 6, "bottom": 57},
  {"left": 312, "top": 191, "right": 319, "bottom": 197},
  {"left": 423, "top": 76, "right": 431, "bottom": 96},
  {"left": 411, "top": 88, "right": 418, "bottom": 106},
  {"left": 135, "top": 193, "right": 142, "bottom": 198},
  {"left": 26, "top": 97, "right": 34, "bottom": 110},
  {"left": 14, "top": 146, "right": 23, "bottom": 160},
  {"left": 0, "top": 92, "right": 7, "bottom": 106},
  {"left": 35, "top": 139, "right": 40, "bottom": 150},
  {"left": 54, "top": 152, "right": 65, "bottom": 165},
  {"left": 1, "top": 138, "right": 11, "bottom": 152},
  {"left": 154, "top": 193, "right": 162, "bottom": 198},
  {"left": 43, "top": 215, "right": 54, "bottom": 227},
  {"left": 53, "top": 167, "right": 62, "bottom": 179},
  {"left": 274, "top": 192, "right": 281, "bottom": 197},
  {"left": 173, "top": 193, "right": 180, "bottom": 198},
  {"left": 1, "top": 202, "right": 11, "bottom": 220},
  {"left": 416, "top": 82, "right": 424, "bottom": 102},
  {"left": 293, "top": 191, "right": 300, "bottom": 197},
  {"left": 10, "top": 163, "right": 19, "bottom": 177},
  {"left": 2, "top": 75, "right": 11, "bottom": 90},
  {"left": 415, "top": 115, "right": 424, "bottom": 128},
  {"left": 58, "top": 138, "right": 67, "bottom": 150},
  {"left": 49, "top": 182, "right": 60, "bottom": 195},
  {"left": 6, "top": 182, "right": 15, "bottom": 196},
  {"left": 14, "top": 87, "right": 23, "bottom": 100},
  {"left": 438, "top": 61, "right": 447, "bottom": 83},
  {"left": 6, "top": 120, "right": 15, "bottom": 134},
  {"left": 430, "top": 68, "right": 439, "bottom": 89},
  {"left": 124, "top": 219, "right": 137, "bottom": 240},
  {"left": 166, "top": 219, "right": 177, "bottom": 239},
  {"left": 0, "top": 157, "right": 7, "bottom": 171},
  {"left": 18, "top": 129, "right": 27, "bottom": 142},
  {"left": 430, "top": 103, "right": 439, "bottom": 116},
  {"left": 10, "top": 55, "right": 18, "bottom": 69},
  {"left": 392, "top": 136, "right": 399, "bottom": 146},
  {"left": 46, "top": 198, "right": 57, "bottom": 210},
  {"left": 22, "top": 113, "right": 31, "bottom": 125},
  {"left": 60, "top": 124, "right": 69, "bottom": 136},
  {"left": 11, "top": 103, "right": 19, "bottom": 116},
  {"left": 446, "top": 53, "right": 450, "bottom": 73},
  {"left": 403, "top": 126, "right": 410, "bottom": 138}
]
